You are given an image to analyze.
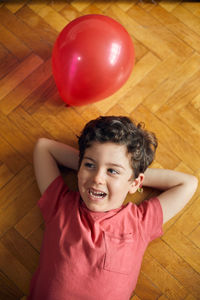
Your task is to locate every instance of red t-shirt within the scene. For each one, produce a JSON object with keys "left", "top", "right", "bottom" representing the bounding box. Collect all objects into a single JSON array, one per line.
[{"left": 27, "top": 175, "right": 163, "bottom": 300}]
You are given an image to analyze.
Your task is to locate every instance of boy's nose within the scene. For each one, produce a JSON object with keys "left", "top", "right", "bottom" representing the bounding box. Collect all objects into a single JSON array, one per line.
[{"left": 92, "top": 169, "right": 105, "bottom": 185}]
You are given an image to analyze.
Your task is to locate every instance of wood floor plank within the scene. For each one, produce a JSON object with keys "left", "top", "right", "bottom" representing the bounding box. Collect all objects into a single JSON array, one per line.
[
  {"left": 165, "top": 70, "right": 200, "bottom": 111},
  {"left": 27, "top": 0, "right": 49, "bottom": 13},
  {"left": 179, "top": 104, "right": 200, "bottom": 132},
  {"left": 147, "top": 238, "right": 200, "bottom": 298},
  {"left": 118, "top": 54, "right": 184, "bottom": 113},
  {"left": 172, "top": 195, "right": 200, "bottom": 237},
  {"left": 189, "top": 225, "right": 200, "bottom": 248},
  {"left": 49, "top": 0, "right": 69, "bottom": 13},
  {"left": 94, "top": 1, "right": 115, "bottom": 12},
  {"left": 157, "top": 295, "right": 168, "bottom": 300},
  {"left": 162, "top": 225, "right": 200, "bottom": 274},
  {"left": 1, "top": 228, "right": 39, "bottom": 273},
  {"left": 0, "top": 242, "right": 32, "bottom": 294},
  {"left": 70, "top": 0, "right": 91, "bottom": 12},
  {"left": 8, "top": 107, "right": 52, "bottom": 144},
  {"left": 0, "top": 164, "right": 13, "bottom": 188},
  {"left": 116, "top": 1, "right": 135, "bottom": 12},
  {"left": 0, "top": 166, "right": 35, "bottom": 211},
  {"left": 16, "top": 5, "right": 58, "bottom": 45},
  {"left": 134, "top": 271, "right": 162, "bottom": 300},
  {"left": 0, "top": 22, "right": 31, "bottom": 60},
  {"left": 59, "top": 3, "right": 81, "bottom": 22},
  {"left": 181, "top": 1, "right": 200, "bottom": 17},
  {"left": 191, "top": 94, "right": 200, "bottom": 110},
  {"left": 74, "top": 104, "right": 102, "bottom": 123},
  {"left": 0, "top": 181, "right": 39, "bottom": 238},
  {"left": 0, "top": 59, "right": 52, "bottom": 115},
  {"left": 42, "top": 91, "right": 66, "bottom": 115},
  {"left": 15, "top": 205, "right": 43, "bottom": 239},
  {"left": 141, "top": 252, "right": 188, "bottom": 299},
  {"left": 56, "top": 106, "right": 87, "bottom": 135},
  {"left": 0, "top": 270, "right": 23, "bottom": 300},
  {"left": 157, "top": 104, "right": 200, "bottom": 150},
  {"left": 154, "top": 142, "right": 181, "bottom": 170},
  {"left": 28, "top": 2, "right": 68, "bottom": 32},
  {"left": 40, "top": 113, "right": 78, "bottom": 148},
  {"left": 130, "top": 105, "right": 200, "bottom": 172},
  {"left": 150, "top": 5, "right": 200, "bottom": 52},
  {"left": 0, "top": 53, "right": 43, "bottom": 102},
  {"left": 130, "top": 294, "right": 141, "bottom": 300},
  {"left": 5, "top": 0, "right": 27, "bottom": 13},
  {"left": 159, "top": 0, "right": 182, "bottom": 12},
  {"left": 22, "top": 76, "right": 59, "bottom": 114},
  {"left": 0, "top": 6, "right": 52, "bottom": 60},
  {"left": 0, "top": 43, "right": 19, "bottom": 80},
  {"left": 128, "top": 4, "right": 194, "bottom": 58},
  {"left": 184, "top": 294, "right": 198, "bottom": 300},
  {"left": 0, "top": 135, "right": 27, "bottom": 175},
  {"left": 171, "top": 4, "right": 200, "bottom": 36},
  {"left": 0, "top": 112, "right": 35, "bottom": 163},
  {"left": 82, "top": 3, "right": 105, "bottom": 16},
  {"left": 143, "top": 53, "right": 200, "bottom": 113}
]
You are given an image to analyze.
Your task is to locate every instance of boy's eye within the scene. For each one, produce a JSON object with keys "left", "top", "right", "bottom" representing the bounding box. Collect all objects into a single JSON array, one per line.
[
  {"left": 84, "top": 162, "right": 95, "bottom": 169},
  {"left": 108, "top": 168, "right": 119, "bottom": 175}
]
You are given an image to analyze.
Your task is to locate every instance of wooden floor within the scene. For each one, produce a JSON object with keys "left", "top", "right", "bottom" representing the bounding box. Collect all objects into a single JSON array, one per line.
[{"left": 0, "top": 0, "right": 200, "bottom": 299}]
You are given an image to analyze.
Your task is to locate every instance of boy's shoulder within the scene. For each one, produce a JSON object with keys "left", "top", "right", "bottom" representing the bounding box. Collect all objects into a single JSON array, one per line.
[{"left": 38, "top": 175, "right": 80, "bottom": 223}]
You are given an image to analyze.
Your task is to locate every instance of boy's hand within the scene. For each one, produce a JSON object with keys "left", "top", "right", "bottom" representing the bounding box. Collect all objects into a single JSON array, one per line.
[
  {"left": 33, "top": 138, "right": 79, "bottom": 195},
  {"left": 143, "top": 168, "right": 198, "bottom": 224}
]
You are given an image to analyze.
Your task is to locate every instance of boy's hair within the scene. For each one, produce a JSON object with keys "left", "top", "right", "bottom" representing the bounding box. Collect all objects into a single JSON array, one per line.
[{"left": 78, "top": 116, "right": 158, "bottom": 178}]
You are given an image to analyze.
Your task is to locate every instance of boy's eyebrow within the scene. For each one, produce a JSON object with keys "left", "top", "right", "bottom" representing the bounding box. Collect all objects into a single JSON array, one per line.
[
  {"left": 109, "top": 163, "right": 125, "bottom": 170},
  {"left": 83, "top": 156, "right": 125, "bottom": 170}
]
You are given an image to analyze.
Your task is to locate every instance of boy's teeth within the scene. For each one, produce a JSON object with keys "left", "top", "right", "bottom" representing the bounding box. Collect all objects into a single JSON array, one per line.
[{"left": 89, "top": 189, "right": 106, "bottom": 198}]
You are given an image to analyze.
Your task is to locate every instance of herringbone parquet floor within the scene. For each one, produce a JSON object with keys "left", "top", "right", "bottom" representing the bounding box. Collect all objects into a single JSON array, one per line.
[{"left": 0, "top": 0, "right": 200, "bottom": 299}]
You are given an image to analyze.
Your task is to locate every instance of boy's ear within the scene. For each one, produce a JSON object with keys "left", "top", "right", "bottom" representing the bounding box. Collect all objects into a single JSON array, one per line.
[{"left": 129, "top": 173, "right": 144, "bottom": 194}]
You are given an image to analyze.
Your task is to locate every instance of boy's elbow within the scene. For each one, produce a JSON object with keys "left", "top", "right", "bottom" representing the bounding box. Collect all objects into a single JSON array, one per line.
[
  {"left": 35, "top": 137, "right": 47, "bottom": 145},
  {"left": 187, "top": 175, "right": 198, "bottom": 197},
  {"left": 33, "top": 138, "right": 48, "bottom": 158},
  {"left": 34, "top": 138, "right": 49, "bottom": 150},
  {"left": 191, "top": 175, "right": 198, "bottom": 192}
]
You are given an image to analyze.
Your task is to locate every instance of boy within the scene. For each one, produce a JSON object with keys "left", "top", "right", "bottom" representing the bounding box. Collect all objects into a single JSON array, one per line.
[{"left": 28, "top": 116, "right": 198, "bottom": 300}]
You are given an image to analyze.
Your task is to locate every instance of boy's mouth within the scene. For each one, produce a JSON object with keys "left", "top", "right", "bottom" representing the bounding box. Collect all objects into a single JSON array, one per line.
[{"left": 88, "top": 188, "right": 107, "bottom": 199}]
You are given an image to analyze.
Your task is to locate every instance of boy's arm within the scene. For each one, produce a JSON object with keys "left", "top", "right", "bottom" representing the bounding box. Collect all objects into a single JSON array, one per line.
[
  {"left": 143, "top": 168, "right": 198, "bottom": 224},
  {"left": 33, "top": 138, "right": 79, "bottom": 195}
]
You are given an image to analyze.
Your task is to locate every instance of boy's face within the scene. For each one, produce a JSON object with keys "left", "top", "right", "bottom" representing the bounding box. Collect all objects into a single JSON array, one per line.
[{"left": 78, "top": 142, "right": 144, "bottom": 212}]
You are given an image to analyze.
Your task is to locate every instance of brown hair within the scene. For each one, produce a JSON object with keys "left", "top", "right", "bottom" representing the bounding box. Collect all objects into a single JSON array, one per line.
[{"left": 78, "top": 116, "right": 157, "bottom": 178}]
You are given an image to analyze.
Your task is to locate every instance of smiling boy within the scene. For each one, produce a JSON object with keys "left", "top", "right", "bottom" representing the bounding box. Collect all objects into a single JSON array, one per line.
[
  {"left": 28, "top": 116, "right": 198, "bottom": 300},
  {"left": 78, "top": 142, "right": 144, "bottom": 212}
]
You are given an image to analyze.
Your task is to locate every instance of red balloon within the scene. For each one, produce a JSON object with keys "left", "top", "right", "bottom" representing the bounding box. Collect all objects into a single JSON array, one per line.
[{"left": 52, "top": 14, "right": 135, "bottom": 106}]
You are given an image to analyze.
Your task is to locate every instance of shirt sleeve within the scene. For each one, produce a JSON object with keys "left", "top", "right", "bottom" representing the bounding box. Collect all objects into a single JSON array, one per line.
[
  {"left": 136, "top": 198, "right": 163, "bottom": 242},
  {"left": 38, "top": 175, "right": 69, "bottom": 224}
]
